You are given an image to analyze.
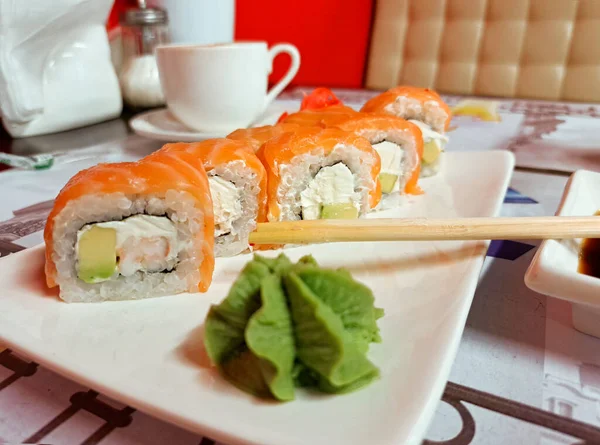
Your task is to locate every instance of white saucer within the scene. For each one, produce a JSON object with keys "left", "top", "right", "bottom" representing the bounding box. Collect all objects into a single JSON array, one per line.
[{"left": 129, "top": 100, "right": 298, "bottom": 142}]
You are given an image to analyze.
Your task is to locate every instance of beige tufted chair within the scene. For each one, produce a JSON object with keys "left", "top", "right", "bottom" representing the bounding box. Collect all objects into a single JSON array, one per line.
[{"left": 365, "top": 0, "right": 600, "bottom": 102}]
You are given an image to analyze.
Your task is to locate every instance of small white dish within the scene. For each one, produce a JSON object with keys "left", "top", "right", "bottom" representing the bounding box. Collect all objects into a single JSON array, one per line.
[
  {"left": 129, "top": 100, "right": 297, "bottom": 142},
  {"left": 525, "top": 169, "right": 600, "bottom": 338},
  {"left": 0, "top": 152, "right": 514, "bottom": 445}
]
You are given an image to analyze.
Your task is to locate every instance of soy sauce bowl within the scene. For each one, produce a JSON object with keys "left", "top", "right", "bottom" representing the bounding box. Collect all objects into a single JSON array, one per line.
[{"left": 525, "top": 169, "right": 600, "bottom": 338}]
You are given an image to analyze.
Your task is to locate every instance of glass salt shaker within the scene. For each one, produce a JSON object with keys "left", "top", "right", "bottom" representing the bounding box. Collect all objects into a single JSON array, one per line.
[{"left": 119, "top": 0, "right": 170, "bottom": 109}]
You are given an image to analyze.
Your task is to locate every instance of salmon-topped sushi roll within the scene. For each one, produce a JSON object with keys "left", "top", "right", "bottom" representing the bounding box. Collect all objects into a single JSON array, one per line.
[
  {"left": 281, "top": 88, "right": 424, "bottom": 199},
  {"left": 281, "top": 104, "right": 358, "bottom": 128},
  {"left": 361, "top": 86, "right": 451, "bottom": 177},
  {"left": 44, "top": 149, "right": 215, "bottom": 303},
  {"left": 226, "top": 123, "right": 301, "bottom": 152},
  {"left": 257, "top": 127, "right": 381, "bottom": 222},
  {"left": 335, "top": 114, "right": 424, "bottom": 197},
  {"left": 158, "top": 138, "right": 267, "bottom": 257}
]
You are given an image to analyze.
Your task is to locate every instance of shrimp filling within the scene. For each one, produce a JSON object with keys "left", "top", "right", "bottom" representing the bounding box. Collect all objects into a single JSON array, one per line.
[
  {"left": 75, "top": 215, "right": 180, "bottom": 283},
  {"left": 300, "top": 162, "right": 361, "bottom": 220},
  {"left": 372, "top": 141, "right": 403, "bottom": 194},
  {"left": 208, "top": 176, "right": 243, "bottom": 237},
  {"left": 408, "top": 119, "right": 448, "bottom": 166}
]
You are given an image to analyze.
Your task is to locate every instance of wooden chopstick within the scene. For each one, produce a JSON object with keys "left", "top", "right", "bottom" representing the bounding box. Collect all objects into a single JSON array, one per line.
[{"left": 248, "top": 216, "right": 600, "bottom": 244}]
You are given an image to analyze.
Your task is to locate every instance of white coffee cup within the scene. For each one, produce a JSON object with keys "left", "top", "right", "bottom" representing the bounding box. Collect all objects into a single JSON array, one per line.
[{"left": 155, "top": 41, "right": 301, "bottom": 133}]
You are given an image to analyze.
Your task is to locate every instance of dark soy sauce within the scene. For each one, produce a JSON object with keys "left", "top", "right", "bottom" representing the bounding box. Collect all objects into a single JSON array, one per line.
[{"left": 578, "top": 211, "right": 600, "bottom": 279}]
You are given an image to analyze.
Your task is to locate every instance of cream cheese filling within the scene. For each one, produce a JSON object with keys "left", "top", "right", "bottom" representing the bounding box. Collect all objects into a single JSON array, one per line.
[
  {"left": 209, "top": 176, "right": 243, "bottom": 237},
  {"left": 300, "top": 163, "right": 360, "bottom": 220},
  {"left": 373, "top": 141, "right": 403, "bottom": 193}
]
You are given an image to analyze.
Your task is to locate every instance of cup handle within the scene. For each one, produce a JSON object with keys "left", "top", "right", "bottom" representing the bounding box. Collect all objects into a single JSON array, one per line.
[{"left": 264, "top": 43, "right": 301, "bottom": 109}]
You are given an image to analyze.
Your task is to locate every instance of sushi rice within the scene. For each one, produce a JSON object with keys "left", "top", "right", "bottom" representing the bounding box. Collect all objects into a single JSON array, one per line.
[
  {"left": 277, "top": 146, "right": 376, "bottom": 221},
  {"left": 207, "top": 160, "right": 263, "bottom": 256}
]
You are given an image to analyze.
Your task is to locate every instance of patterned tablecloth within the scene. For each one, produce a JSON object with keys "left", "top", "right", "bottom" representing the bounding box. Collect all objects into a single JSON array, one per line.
[{"left": 1, "top": 88, "right": 600, "bottom": 445}]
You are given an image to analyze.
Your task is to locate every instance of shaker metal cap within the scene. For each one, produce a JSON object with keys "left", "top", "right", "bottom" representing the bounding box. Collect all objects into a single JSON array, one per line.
[{"left": 120, "top": 3, "right": 168, "bottom": 26}]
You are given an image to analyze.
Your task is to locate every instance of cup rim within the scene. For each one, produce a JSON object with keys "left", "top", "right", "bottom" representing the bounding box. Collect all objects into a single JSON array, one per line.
[{"left": 156, "top": 41, "right": 268, "bottom": 52}]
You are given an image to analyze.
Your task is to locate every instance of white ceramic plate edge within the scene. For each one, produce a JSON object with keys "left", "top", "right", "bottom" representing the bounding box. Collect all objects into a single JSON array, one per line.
[{"left": 405, "top": 150, "right": 515, "bottom": 444}]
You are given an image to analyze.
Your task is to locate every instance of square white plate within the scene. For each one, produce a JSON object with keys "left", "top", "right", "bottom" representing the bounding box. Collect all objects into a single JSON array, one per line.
[
  {"left": 0, "top": 151, "right": 514, "bottom": 445},
  {"left": 525, "top": 169, "right": 600, "bottom": 338}
]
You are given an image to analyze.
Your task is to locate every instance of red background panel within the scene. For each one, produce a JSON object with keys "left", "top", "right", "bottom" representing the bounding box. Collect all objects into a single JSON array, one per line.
[
  {"left": 108, "top": 0, "right": 374, "bottom": 88},
  {"left": 234, "top": 0, "right": 374, "bottom": 88},
  {"left": 107, "top": 0, "right": 137, "bottom": 31}
]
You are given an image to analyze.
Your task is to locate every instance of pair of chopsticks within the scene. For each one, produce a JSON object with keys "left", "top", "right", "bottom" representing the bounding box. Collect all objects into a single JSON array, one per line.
[{"left": 248, "top": 217, "right": 600, "bottom": 245}]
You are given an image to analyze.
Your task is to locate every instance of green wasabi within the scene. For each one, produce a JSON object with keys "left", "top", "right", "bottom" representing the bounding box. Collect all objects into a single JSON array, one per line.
[
  {"left": 284, "top": 272, "right": 380, "bottom": 390},
  {"left": 203, "top": 254, "right": 384, "bottom": 401},
  {"left": 245, "top": 274, "right": 295, "bottom": 401}
]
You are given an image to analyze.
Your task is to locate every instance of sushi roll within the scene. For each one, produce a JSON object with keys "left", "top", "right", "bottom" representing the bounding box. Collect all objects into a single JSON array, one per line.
[
  {"left": 276, "top": 88, "right": 424, "bottom": 199},
  {"left": 361, "top": 86, "right": 451, "bottom": 177},
  {"left": 160, "top": 139, "right": 267, "bottom": 257},
  {"left": 258, "top": 126, "right": 381, "bottom": 222},
  {"left": 44, "top": 149, "right": 215, "bottom": 303},
  {"left": 281, "top": 104, "right": 358, "bottom": 128},
  {"left": 226, "top": 123, "right": 300, "bottom": 152},
  {"left": 334, "top": 114, "right": 424, "bottom": 197}
]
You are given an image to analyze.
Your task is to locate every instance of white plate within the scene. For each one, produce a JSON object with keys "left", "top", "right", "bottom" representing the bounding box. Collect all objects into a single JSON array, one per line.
[
  {"left": 129, "top": 100, "right": 298, "bottom": 142},
  {"left": 525, "top": 169, "right": 600, "bottom": 338},
  {"left": 0, "top": 151, "right": 514, "bottom": 445}
]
